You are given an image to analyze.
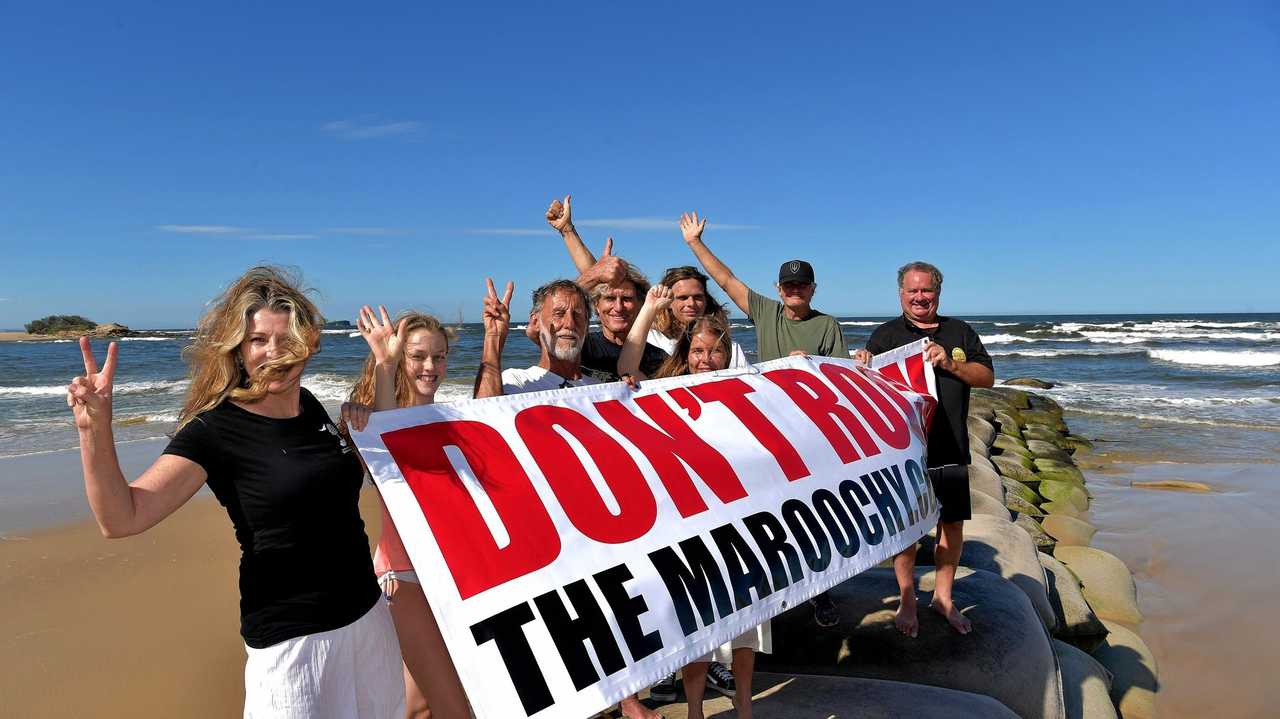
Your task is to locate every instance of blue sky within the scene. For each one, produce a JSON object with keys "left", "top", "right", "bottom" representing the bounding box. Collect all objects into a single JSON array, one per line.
[{"left": 2, "top": 1, "right": 1278, "bottom": 328}]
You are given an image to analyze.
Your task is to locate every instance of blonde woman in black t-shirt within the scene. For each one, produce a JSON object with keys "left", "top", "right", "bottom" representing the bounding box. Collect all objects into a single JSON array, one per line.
[{"left": 66, "top": 266, "right": 403, "bottom": 718}]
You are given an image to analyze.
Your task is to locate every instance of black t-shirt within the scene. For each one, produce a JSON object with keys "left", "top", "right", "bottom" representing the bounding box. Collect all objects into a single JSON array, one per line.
[
  {"left": 866, "top": 315, "right": 993, "bottom": 468},
  {"left": 164, "top": 388, "right": 379, "bottom": 648},
  {"left": 580, "top": 332, "right": 669, "bottom": 382}
]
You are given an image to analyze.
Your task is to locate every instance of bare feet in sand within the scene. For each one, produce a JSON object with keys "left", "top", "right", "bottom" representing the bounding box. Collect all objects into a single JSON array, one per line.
[
  {"left": 930, "top": 596, "right": 973, "bottom": 634},
  {"left": 620, "top": 695, "right": 664, "bottom": 719},
  {"left": 895, "top": 592, "right": 919, "bottom": 637}
]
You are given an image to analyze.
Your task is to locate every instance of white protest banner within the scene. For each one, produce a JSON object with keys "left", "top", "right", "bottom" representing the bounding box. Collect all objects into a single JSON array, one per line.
[{"left": 353, "top": 353, "right": 938, "bottom": 719}]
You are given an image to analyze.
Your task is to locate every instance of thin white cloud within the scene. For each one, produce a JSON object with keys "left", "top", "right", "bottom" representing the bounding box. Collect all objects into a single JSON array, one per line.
[
  {"left": 321, "top": 119, "right": 423, "bottom": 141},
  {"left": 464, "top": 218, "right": 762, "bottom": 236},
  {"left": 322, "top": 227, "right": 402, "bottom": 236},
  {"left": 0, "top": 297, "right": 9, "bottom": 302},
  {"left": 156, "top": 224, "right": 247, "bottom": 234},
  {"left": 244, "top": 233, "right": 317, "bottom": 240}
]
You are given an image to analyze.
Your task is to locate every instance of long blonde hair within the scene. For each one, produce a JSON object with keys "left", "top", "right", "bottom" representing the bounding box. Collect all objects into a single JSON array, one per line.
[
  {"left": 177, "top": 266, "right": 323, "bottom": 428},
  {"left": 338, "top": 312, "right": 453, "bottom": 438},
  {"left": 654, "top": 314, "right": 732, "bottom": 378}
]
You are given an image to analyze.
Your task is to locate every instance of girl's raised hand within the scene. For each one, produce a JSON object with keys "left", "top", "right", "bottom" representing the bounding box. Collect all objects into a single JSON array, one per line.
[
  {"left": 358, "top": 304, "right": 407, "bottom": 366},
  {"left": 646, "top": 284, "right": 674, "bottom": 311},
  {"left": 67, "top": 338, "right": 118, "bottom": 431}
]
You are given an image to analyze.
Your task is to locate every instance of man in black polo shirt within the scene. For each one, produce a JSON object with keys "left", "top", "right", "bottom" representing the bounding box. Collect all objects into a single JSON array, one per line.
[{"left": 855, "top": 261, "right": 993, "bottom": 636}]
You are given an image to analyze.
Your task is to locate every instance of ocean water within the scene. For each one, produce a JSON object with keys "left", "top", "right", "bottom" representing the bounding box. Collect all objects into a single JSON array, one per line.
[{"left": 1, "top": 313, "right": 1277, "bottom": 459}]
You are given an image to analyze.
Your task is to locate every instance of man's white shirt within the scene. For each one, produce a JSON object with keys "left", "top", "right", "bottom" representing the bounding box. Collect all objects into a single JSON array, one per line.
[{"left": 501, "top": 366, "right": 603, "bottom": 395}]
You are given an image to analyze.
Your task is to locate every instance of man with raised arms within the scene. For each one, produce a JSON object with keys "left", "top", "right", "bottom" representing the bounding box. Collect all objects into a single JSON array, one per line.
[
  {"left": 854, "top": 261, "right": 994, "bottom": 635},
  {"left": 472, "top": 277, "right": 664, "bottom": 719},
  {"left": 680, "top": 210, "right": 849, "bottom": 628},
  {"left": 544, "top": 195, "right": 669, "bottom": 381}
]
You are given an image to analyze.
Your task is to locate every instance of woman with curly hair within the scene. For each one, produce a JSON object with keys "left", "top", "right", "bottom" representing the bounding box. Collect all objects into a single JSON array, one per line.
[{"left": 66, "top": 266, "right": 403, "bottom": 717}]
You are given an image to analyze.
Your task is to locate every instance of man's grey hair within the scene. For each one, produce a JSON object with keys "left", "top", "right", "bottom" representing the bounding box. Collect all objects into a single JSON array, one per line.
[
  {"left": 589, "top": 265, "right": 651, "bottom": 305},
  {"left": 531, "top": 279, "right": 592, "bottom": 315},
  {"left": 897, "top": 261, "right": 943, "bottom": 290}
]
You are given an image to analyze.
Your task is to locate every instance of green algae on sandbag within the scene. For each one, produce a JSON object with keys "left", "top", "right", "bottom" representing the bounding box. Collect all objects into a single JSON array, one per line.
[
  {"left": 969, "top": 463, "right": 1006, "bottom": 501},
  {"left": 1016, "top": 513, "right": 1056, "bottom": 552},
  {"left": 657, "top": 672, "right": 1024, "bottom": 719},
  {"left": 1037, "top": 466, "right": 1089, "bottom": 489},
  {"left": 994, "top": 437, "right": 1035, "bottom": 462},
  {"left": 1005, "top": 377, "right": 1055, "bottom": 389},
  {"left": 1023, "top": 425, "right": 1068, "bottom": 445},
  {"left": 761, "top": 567, "right": 1067, "bottom": 719},
  {"left": 1003, "top": 477, "right": 1043, "bottom": 506},
  {"left": 1006, "top": 493, "right": 1044, "bottom": 517},
  {"left": 1054, "top": 547, "right": 1143, "bottom": 626},
  {"left": 1028, "top": 393, "right": 1065, "bottom": 416},
  {"left": 967, "top": 415, "right": 996, "bottom": 446},
  {"left": 1061, "top": 435, "right": 1094, "bottom": 453},
  {"left": 1039, "top": 553, "right": 1108, "bottom": 652},
  {"left": 1038, "top": 481, "right": 1090, "bottom": 512},
  {"left": 1041, "top": 500, "right": 1086, "bottom": 520},
  {"left": 917, "top": 515, "right": 1057, "bottom": 630},
  {"left": 1042, "top": 514, "right": 1097, "bottom": 547},
  {"left": 993, "top": 456, "right": 1039, "bottom": 482},
  {"left": 1022, "top": 410, "right": 1068, "bottom": 432},
  {"left": 1053, "top": 639, "right": 1118, "bottom": 719},
  {"left": 1027, "top": 439, "right": 1073, "bottom": 463},
  {"left": 1092, "top": 620, "right": 1158, "bottom": 719}
]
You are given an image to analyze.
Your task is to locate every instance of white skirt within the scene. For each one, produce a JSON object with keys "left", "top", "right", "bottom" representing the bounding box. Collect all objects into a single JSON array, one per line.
[
  {"left": 696, "top": 621, "right": 772, "bottom": 664},
  {"left": 243, "top": 600, "right": 405, "bottom": 719}
]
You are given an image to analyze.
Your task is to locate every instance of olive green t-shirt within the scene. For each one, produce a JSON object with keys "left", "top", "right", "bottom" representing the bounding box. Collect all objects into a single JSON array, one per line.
[{"left": 747, "top": 289, "right": 849, "bottom": 362}]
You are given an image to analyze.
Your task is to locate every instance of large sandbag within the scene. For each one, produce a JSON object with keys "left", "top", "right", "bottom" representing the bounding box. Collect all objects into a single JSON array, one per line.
[
  {"left": 1039, "top": 553, "right": 1108, "bottom": 651},
  {"left": 1023, "top": 425, "right": 1067, "bottom": 445},
  {"left": 995, "top": 414, "right": 1025, "bottom": 440},
  {"left": 971, "top": 488, "right": 1013, "bottom": 520},
  {"left": 762, "top": 567, "right": 1066, "bottom": 719},
  {"left": 1017, "top": 514, "right": 1056, "bottom": 552},
  {"left": 970, "top": 439, "right": 991, "bottom": 459},
  {"left": 1022, "top": 410, "right": 1068, "bottom": 432},
  {"left": 1092, "top": 621, "right": 1158, "bottom": 719},
  {"left": 1042, "top": 514, "right": 1097, "bottom": 547},
  {"left": 1028, "top": 393, "right": 1065, "bottom": 416},
  {"left": 1062, "top": 435, "right": 1094, "bottom": 453},
  {"left": 1041, "top": 501, "right": 1086, "bottom": 520},
  {"left": 919, "top": 514, "right": 1056, "bottom": 630},
  {"left": 1027, "top": 439, "right": 1073, "bottom": 463},
  {"left": 969, "top": 463, "right": 1005, "bottom": 501},
  {"left": 1005, "top": 377, "right": 1055, "bottom": 389},
  {"left": 1038, "top": 481, "right": 1090, "bottom": 512},
  {"left": 1054, "top": 547, "right": 1142, "bottom": 625},
  {"left": 968, "top": 404, "right": 996, "bottom": 423},
  {"left": 1003, "top": 478, "right": 1043, "bottom": 506},
  {"left": 1006, "top": 493, "right": 1044, "bottom": 517},
  {"left": 995, "top": 458, "right": 1039, "bottom": 483},
  {"left": 988, "top": 386, "right": 1032, "bottom": 409},
  {"left": 1038, "top": 467, "right": 1090, "bottom": 490},
  {"left": 968, "top": 415, "right": 996, "bottom": 446},
  {"left": 971, "top": 452, "right": 998, "bottom": 476},
  {"left": 994, "top": 435, "right": 1034, "bottom": 459},
  {"left": 658, "top": 672, "right": 1023, "bottom": 719},
  {"left": 1054, "top": 640, "right": 1118, "bottom": 719}
]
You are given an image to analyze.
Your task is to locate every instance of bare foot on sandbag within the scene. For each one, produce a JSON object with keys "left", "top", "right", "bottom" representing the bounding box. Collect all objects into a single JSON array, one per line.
[
  {"left": 620, "top": 695, "right": 665, "bottom": 719},
  {"left": 930, "top": 597, "right": 973, "bottom": 634},
  {"left": 895, "top": 593, "right": 919, "bottom": 637}
]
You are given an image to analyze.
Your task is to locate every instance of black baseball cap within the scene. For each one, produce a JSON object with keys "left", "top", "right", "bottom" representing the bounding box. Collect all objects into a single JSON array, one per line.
[{"left": 778, "top": 259, "right": 815, "bottom": 285}]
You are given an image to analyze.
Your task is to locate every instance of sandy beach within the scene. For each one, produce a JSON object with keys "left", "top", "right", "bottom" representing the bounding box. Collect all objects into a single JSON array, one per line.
[
  {"left": 0, "top": 332, "right": 53, "bottom": 342},
  {"left": 0, "top": 487, "right": 386, "bottom": 718}
]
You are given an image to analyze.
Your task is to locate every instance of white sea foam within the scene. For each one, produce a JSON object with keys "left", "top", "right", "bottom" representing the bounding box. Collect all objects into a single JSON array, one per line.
[
  {"left": 0, "top": 379, "right": 189, "bottom": 398},
  {"left": 988, "top": 348, "right": 1136, "bottom": 358},
  {"left": 1064, "top": 407, "right": 1280, "bottom": 432},
  {"left": 301, "top": 373, "right": 358, "bottom": 402},
  {"left": 434, "top": 384, "right": 475, "bottom": 403},
  {"left": 1147, "top": 350, "right": 1280, "bottom": 367},
  {"left": 980, "top": 333, "right": 1041, "bottom": 344},
  {"left": 321, "top": 329, "right": 354, "bottom": 335},
  {"left": 119, "top": 336, "right": 182, "bottom": 342},
  {"left": 839, "top": 321, "right": 881, "bottom": 326},
  {"left": 730, "top": 323, "right": 755, "bottom": 329}
]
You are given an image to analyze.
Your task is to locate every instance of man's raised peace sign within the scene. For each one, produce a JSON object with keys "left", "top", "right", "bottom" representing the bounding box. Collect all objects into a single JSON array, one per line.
[{"left": 482, "top": 277, "right": 516, "bottom": 338}]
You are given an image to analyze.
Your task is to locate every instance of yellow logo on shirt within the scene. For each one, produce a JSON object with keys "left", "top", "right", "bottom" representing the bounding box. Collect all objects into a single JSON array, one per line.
[{"left": 951, "top": 347, "right": 967, "bottom": 363}]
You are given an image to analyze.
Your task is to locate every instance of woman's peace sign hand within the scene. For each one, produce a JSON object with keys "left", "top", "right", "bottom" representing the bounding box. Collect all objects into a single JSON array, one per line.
[
  {"left": 358, "top": 304, "right": 407, "bottom": 366},
  {"left": 67, "top": 338, "right": 118, "bottom": 431}
]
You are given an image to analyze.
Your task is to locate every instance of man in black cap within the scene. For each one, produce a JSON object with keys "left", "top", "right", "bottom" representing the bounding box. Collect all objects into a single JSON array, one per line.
[
  {"left": 854, "top": 261, "right": 994, "bottom": 636},
  {"left": 681, "top": 211, "right": 848, "bottom": 628},
  {"left": 680, "top": 211, "right": 847, "bottom": 362}
]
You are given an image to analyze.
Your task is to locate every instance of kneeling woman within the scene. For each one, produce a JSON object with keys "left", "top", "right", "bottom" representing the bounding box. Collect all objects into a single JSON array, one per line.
[
  {"left": 619, "top": 286, "right": 770, "bottom": 719},
  {"left": 66, "top": 267, "right": 403, "bottom": 718}
]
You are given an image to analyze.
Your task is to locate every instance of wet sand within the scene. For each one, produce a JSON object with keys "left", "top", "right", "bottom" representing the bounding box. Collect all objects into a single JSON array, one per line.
[
  {"left": 1074, "top": 424, "right": 1280, "bottom": 718},
  {"left": 0, "top": 489, "right": 385, "bottom": 718}
]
